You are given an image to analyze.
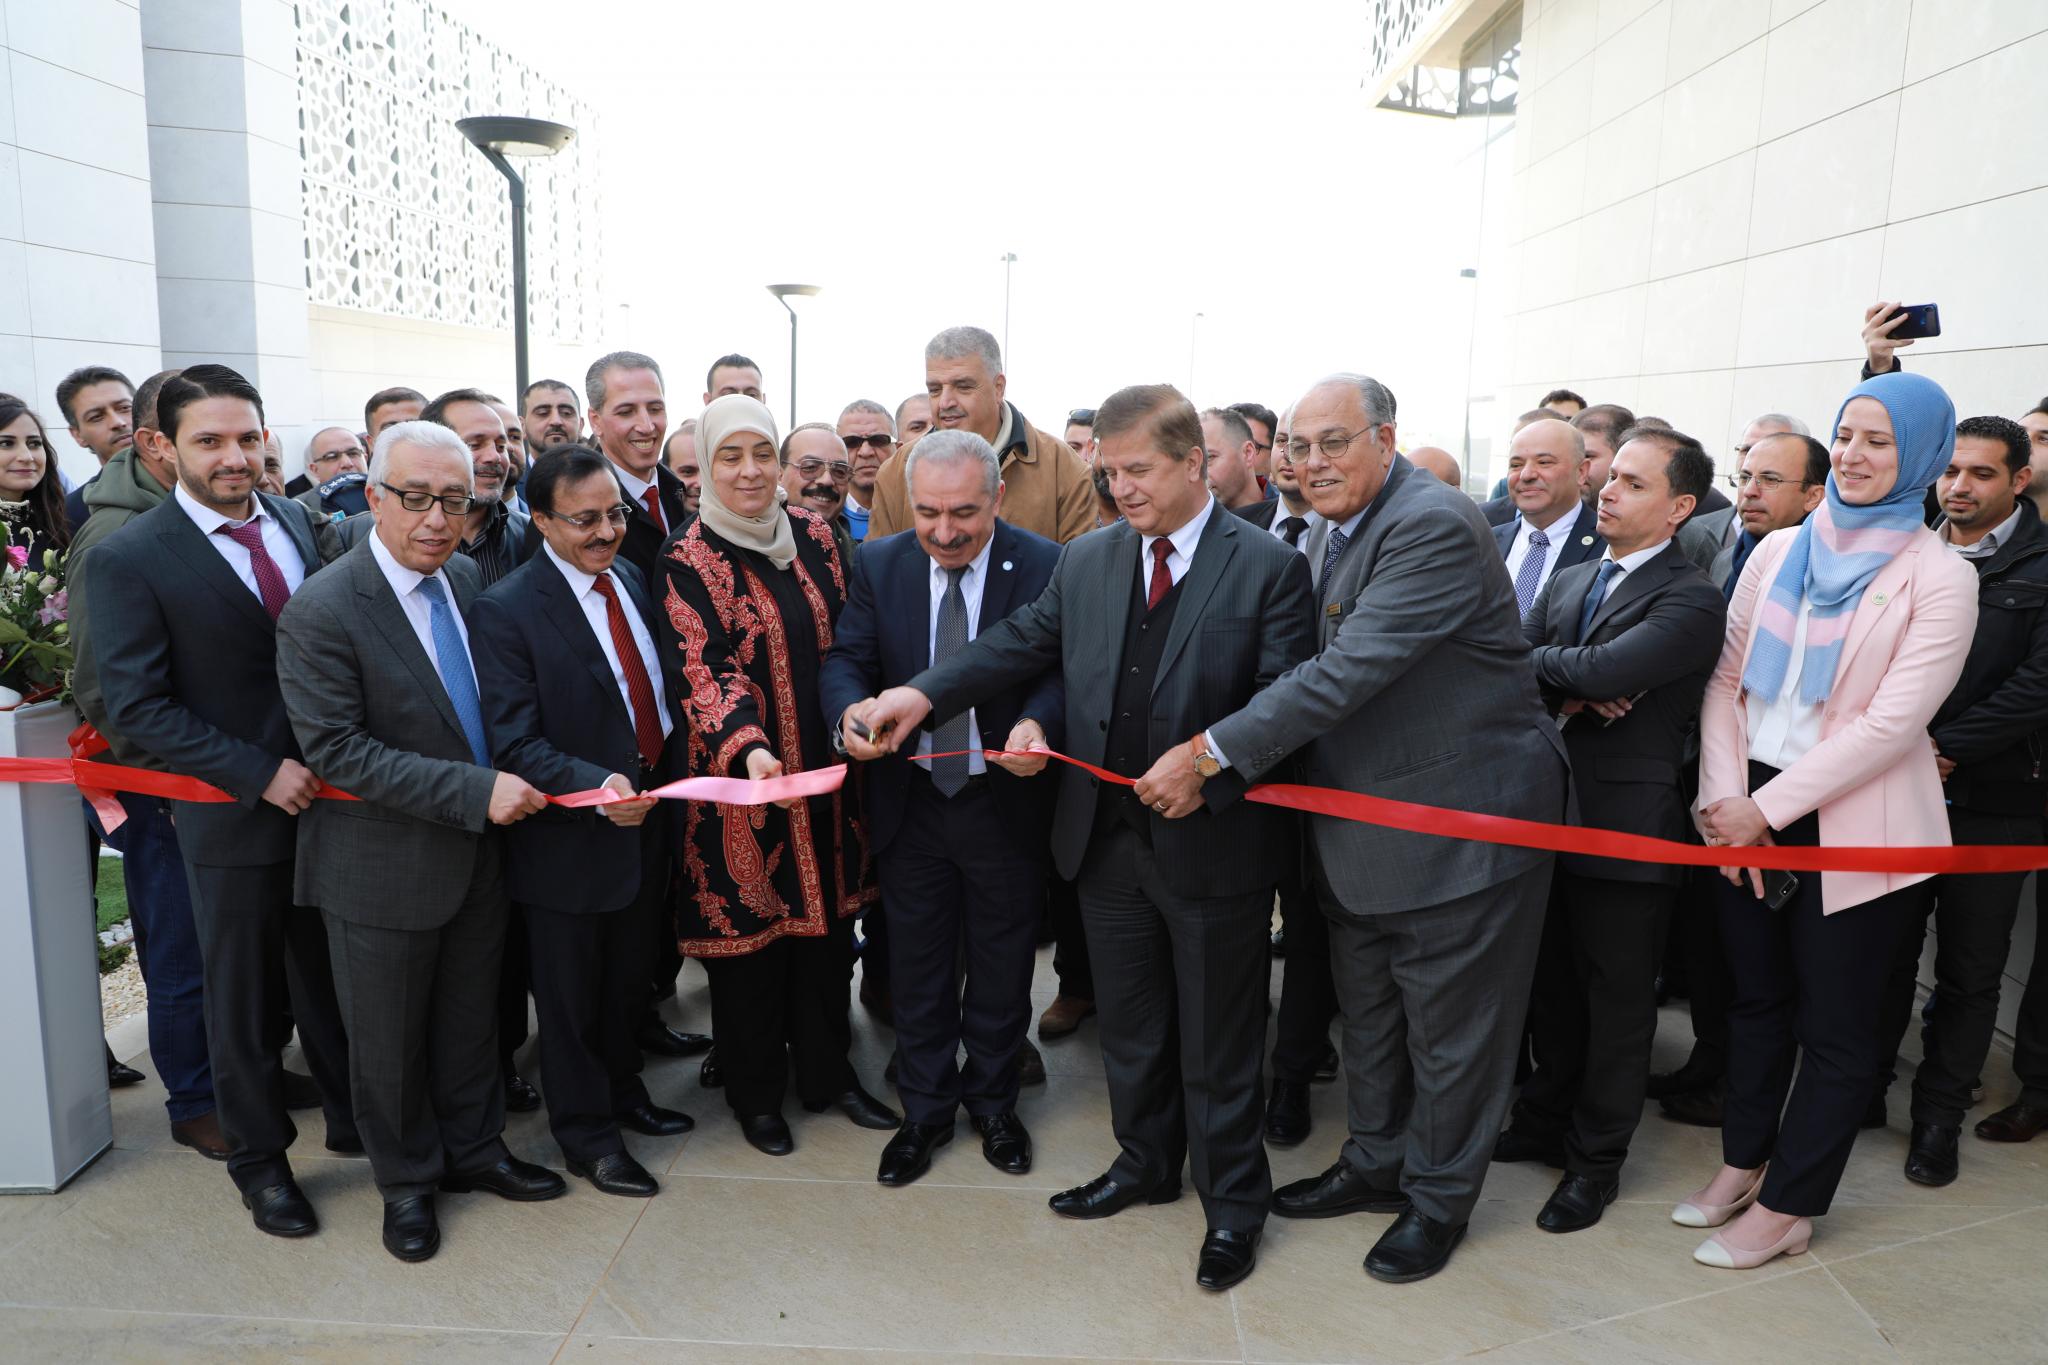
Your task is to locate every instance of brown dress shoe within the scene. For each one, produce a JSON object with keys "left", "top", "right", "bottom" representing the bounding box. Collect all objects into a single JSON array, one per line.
[
  {"left": 1975, "top": 1101, "right": 2048, "bottom": 1143},
  {"left": 171, "top": 1111, "right": 231, "bottom": 1160},
  {"left": 1038, "top": 995, "right": 1096, "bottom": 1040}
]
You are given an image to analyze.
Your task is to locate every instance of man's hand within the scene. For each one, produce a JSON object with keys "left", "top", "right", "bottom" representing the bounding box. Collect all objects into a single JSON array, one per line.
[
  {"left": 1863, "top": 301, "right": 1913, "bottom": 374},
  {"left": 840, "top": 706, "right": 889, "bottom": 763},
  {"left": 1133, "top": 740, "right": 1205, "bottom": 819},
  {"left": 991, "top": 718, "right": 1051, "bottom": 776},
  {"left": 1585, "top": 695, "right": 1635, "bottom": 722},
  {"left": 862, "top": 686, "right": 934, "bottom": 754},
  {"left": 488, "top": 772, "right": 549, "bottom": 825},
  {"left": 596, "top": 773, "right": 657, "bottom": 827},
  {"left": 746, "top": 746, "right": 800, "bottom": 810},
  {"left": 1932, "top": 736, "right": 1956, "bottom": 782},
  {"left": 260, "top": 757, "right": 322, "bottom": 815}
]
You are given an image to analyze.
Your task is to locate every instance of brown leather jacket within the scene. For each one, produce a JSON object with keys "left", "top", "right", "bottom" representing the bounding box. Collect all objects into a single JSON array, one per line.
[{"left": 867, "top": 403, "right": 1097, "bottom": 544}]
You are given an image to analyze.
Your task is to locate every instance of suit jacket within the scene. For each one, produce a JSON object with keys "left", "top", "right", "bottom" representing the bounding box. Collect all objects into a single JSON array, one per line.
[
  {"left": 470, "top": 551, "right": 676, "bottom": 916},
  {"left": 1479, "top": 493, "right": 1517, "bottom": 528},
  {"left": 1677, "top": 504, "right": 1739, "bottom": 578},
  {"left": 83, "top": 491, "right": 329, "bottom": 866},
  {"left": 521, "top": 460, "right": 689, "bottom": 580},
  {"left": 1492, "top": 509, "right": 1606, "bottom": 576},
  {"left": 1208, "top": 455, "right": 1569, "bottom": 913},
  {"left": 819, "top": 523, "right": 1065, "bottom": 859},
  {"left": 276, "top": 540, "right": 502, "bottom": 930},
  {"left": 911, "top": 506, "right": 1317, "bottom": 899},
  {"left": 1524, "top": 539, "right": 1727, "bottom": 884},
  {"left": 1232, "top": 498, "right": 1279, "bottom": 531},
  {"left": 1698, "top": 523, "right": 1978, "bottom": 912}
]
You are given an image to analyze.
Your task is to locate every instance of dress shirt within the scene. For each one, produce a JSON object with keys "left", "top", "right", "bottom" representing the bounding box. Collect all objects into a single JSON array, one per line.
[
  {"left": 173, "top": 483, "right": 307, "bottom": 598},
  {"left": 1943, "top": 504, "right": 2023, "bottom": 560},
  {"left": 611, "top": 459, "right": 664, "bottom": 531},
  {"left": 368, "top": 532, "right": 478, "bottom": 699},
  {"left": 844, "top": 492, "right": 871, "bottom": 542},
  {"left": 1503, "top": 499, "right": 1583, "bottom": 604},
  {"left": 1269, "top": 503, "right": 1320, "bottom": 552},
  {"left": 914, "top": 535, "right": 994, "bottom": 777},
  {"left": 1746, "top": 596, "right": 1825, "bottom": 769},
  {"left": 1583, "top": 537, "right": 1671, "bottom": 617},
  {"left": 1137, "top": 495, "right": 1218, "bottom": 597},
  {"left": 543, "top": 542, "right": 674, "bottom": 740}
]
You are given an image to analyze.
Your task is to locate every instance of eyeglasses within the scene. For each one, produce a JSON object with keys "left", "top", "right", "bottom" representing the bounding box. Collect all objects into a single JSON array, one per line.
[
  {"left": 1723, "top": 470, "right": 1817, "bottom": 492},
  {"left": 378, "top": 482, "right": 478, "bottom": 515},
  {"left": 842, "top": 433, "right": 893, "bottom": 453},
  {"left": 1068, "top": 408, "right": 1097, "bottom": 426},
  {"left": 545, "top": 504, "right": 633, "bottom": 531},
  {"left": 794, "top": 458, "right": 852, "bottom": 481},
  {"left": 1285, "top": 428, "right": 1374, "bottom": 461},
  {"left": 309, "top": 446, "right": 366, "bottom": 467}
]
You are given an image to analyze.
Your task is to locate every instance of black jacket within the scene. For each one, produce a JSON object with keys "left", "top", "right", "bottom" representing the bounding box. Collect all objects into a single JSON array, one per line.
[{"left": 1928, "top": 500, "right": 2048, "bottom": 816}]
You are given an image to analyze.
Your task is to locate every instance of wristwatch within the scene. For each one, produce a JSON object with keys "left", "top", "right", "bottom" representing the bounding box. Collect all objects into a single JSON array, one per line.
[{"left": 1190, "top": 732, "right": 1222, "bottom": 780}]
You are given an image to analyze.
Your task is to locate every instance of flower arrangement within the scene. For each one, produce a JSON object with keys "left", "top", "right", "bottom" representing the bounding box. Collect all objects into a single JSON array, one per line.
[{"left": 0, "top": 526, "right": 71, "bottom": 704}]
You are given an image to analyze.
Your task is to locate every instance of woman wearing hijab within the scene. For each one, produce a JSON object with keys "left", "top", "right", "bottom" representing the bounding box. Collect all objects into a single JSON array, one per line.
[
  {"left": 0, "top": 395, "right": 72, "bottom": 566},
  {"left": 657, "top": 395, "right": 896, "bottom": 1155},
  {"left": 1682, "top": 372, "right": 1978, "bottom": 1268}
]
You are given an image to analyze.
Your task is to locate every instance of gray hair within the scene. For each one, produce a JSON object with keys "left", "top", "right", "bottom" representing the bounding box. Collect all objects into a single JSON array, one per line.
[
  {"left": 780, "top": 421, "right": 846, "bottom": 463},
  {"left": 839, "top": 398, "right": 894, "bottom": 434},
  {"left": 904, "top": 428, "right": 1001, "bottom": 498},
  {"left": 1315, "top": 372, "right": 1398, "bottom": 428},
  {"left": 925, "top": 325, "right": 1004, "bottom": 378},
  {"left": 1749, "top": 411, "right": 1811, "bottom": 437},
  {"left": 585, "top": 350, "right": 664, "bottom": 412},
  {"left": 370, "top": 419, "right": 473, "bottom": 487}
]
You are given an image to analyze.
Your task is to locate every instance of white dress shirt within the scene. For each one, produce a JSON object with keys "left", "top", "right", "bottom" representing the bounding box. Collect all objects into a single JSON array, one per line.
[
  {"left": 1583, "top": 537, "right": 1672, "bottom": 616},
  {"left": 1504, "top": 499, "right": 1584, "bottom": 604},
  {"left": 543, "top": 542, "right": 673, "bottom": 739},
  {"left": 611, "top": 460, "right": 666, "bottom": 533},
  {"left": 1138, "top": 495, "right": 1219, "bottom": 596},
  {"left": 1746, "top": 597, "right": 1825, "bottom": 770},
  {"left": 916, "top": 536, "right": 994, "bottom": 776},
  {"left": 1268, "top": 504, "right": 1320, "bottom": 553},
  {"left": 173, "top": 483, "right": 307, "bottom": 599},
  {"left": 368, "top": 531, "right": 478, "bottom": 697}
]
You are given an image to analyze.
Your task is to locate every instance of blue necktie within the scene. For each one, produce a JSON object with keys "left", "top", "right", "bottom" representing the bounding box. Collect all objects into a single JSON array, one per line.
[
  {"left": 1512, "top": 527, "right": 1550, "bottom": 619},
  {"left": 414, "top": 576, "right": 491, "bottom": 766},
  {"left": 1576, "top": 559, "right": 1624, "bottom": 642},
  {"left": 1318, "top": 526, "right": 1351, "bottom": 608}
]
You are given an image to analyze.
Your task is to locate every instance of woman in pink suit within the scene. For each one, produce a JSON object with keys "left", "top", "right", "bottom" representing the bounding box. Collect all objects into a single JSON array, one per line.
[{"left": 1682, "top": 371, "right": 1978, "bottom": 1269}]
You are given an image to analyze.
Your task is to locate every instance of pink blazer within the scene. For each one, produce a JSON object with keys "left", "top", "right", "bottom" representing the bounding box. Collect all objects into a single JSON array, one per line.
[{"left": 1698, "top": 522, "right": 1978, "bottom": 913}]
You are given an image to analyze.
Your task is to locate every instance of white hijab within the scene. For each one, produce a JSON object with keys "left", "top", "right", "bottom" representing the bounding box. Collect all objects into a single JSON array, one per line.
[{"left": 694, "top": 394, "right": 797, "bottom": 570}]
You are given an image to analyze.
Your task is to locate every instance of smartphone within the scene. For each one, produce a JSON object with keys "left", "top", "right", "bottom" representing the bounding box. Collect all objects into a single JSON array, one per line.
[
  {"left": 1887, "top": 303, "right": 1941, "bottom": 341},
  {"left": 1760, "top": 868, "right": 1799, "bottom": 910}
]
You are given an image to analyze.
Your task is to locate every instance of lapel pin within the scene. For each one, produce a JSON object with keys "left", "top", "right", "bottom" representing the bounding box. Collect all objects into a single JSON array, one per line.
[
  {"left": 1872, "top": 590, "right": 1888, "bottom": 605},
  {"left": 1580, "top": 535, "right": 1594, "bottom": 547},
  {"left": 1325, "top": 602, "right": 1343, "bottom": 618},
  {"left": 1001, "top": 560, "right": 1013, "bottom": 571}
]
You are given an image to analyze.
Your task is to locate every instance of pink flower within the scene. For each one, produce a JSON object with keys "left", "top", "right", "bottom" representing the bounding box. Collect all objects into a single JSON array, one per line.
[
  {"left": 37, "top": 588, "right": 67, "bottom": 626},
  {"left": 5, "top": 545, "right": 25, "bottom": 570}
]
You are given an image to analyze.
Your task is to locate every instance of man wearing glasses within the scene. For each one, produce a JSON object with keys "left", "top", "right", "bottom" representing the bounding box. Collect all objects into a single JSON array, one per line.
[
  {"left": 836, "top": 400, "right": 897, "bottom": 543},
  {"left": 294, "top": 427, "right": 371, "bottom": 522},
  {"left": 1677, "top": 415, "right": 1820, "bottom": 587},
  {"left": 782, "top": 423, "right": 858, "bottom": 566}
]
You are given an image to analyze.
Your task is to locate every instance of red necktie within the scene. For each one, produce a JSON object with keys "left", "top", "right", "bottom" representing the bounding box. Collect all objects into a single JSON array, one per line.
[
  {"left": 641, "top": 486, "right": 666, "bottom": 534},
  {"left": 591, "top": 574, "right": 665, "bottom": 771},
  {"left": 217, "top": 521, "right": 291, "bottom": 621},
  {"left": 1146, "top": 538, "right": 1174, "bottom": 611}
]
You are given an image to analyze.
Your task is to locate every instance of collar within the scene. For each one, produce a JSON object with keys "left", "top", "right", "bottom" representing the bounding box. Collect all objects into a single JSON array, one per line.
[
  {"left": 541, "top": 539, "right": 610, "bottom": 599},
  {"left": 1519, "top": 499, "right": 1581, "bottom": 542},
  {"left": 1143, "top": 495, "right": 1218, "bottom": 564},
  {"left": 845, "top": 490, "right": 868, "bottom": 515},
  {"left": 1600, "top": 536, "right": 1672, "bottom": 576},
  {"left": 462, "top": 497, "right": 511, "bottom": 544},
  {"left": 368, "top": 526, "right": 443, "bottom": 599},
  {"left": 1943, "top": 502, "right": 2025, "bottom": 558},
  {"left": 928, "top": 532, "right": 995, "bottom": 588},
  {"left": 991, "top": 404, "right": 1018, "bottom": 459},
  {"left": 608, "top": 457, "right": 655, "bottom": 501},
  {"left": 174, "top": 481, "right": 269, "bottom": 536}
]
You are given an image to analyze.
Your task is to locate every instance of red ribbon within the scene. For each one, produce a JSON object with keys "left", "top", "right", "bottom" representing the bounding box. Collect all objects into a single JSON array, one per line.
[{"left": 6, "top": 730, "right": 2046, "bottom": 874}]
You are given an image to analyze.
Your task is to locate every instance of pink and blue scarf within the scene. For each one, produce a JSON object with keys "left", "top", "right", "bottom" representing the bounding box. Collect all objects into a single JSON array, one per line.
[{"left": 1741, "top": 372, "right": 1955, "bottom": 706}]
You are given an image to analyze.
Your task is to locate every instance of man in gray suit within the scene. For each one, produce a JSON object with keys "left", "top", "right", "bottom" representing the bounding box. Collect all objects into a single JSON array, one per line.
[
  {"left": 1197, "top": 374, "right": 1568, "bottom": 1284},
  {"left": 277, "top": 420, "right": 563, "bottom": 1264},
  {"left": 854, "top": 383, "right": 1317, "bottom": 1292}
]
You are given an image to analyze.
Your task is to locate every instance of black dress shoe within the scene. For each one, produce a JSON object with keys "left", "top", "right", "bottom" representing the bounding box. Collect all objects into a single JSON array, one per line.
[
  {"left": 1536, "top": 1172, "right": 1618, "bottom": 1233},
  {"left": 569, "top": 1150, "right": 659, "bottom": 1197},
  {"left": 804, "top": 1085, "right": 899, "bottom": 1130},
  {"left": 440, "top": 1154, "right": 567, "bottom": 1201},
  {"left": 1195, "top": 1227, "right": 1260, "bottom": 1290},
  {"left": 382, "top": 1196, "right": 440, "bottom": 1263},
  {"left": 243, "top": 1180, "right": 318, "bottom": 1237},
  {"left": 1491, "top": 1128, "right": 1566, "bottom": 1166},
  {"left": 636, "top": 1023, "right": 714, "bottom": 1058},
  {"left": 1048, "top": 1172, "right": 1182, "bottom": 1219},
  {"left": 1645, "top": 1061, "right": 1718, "bottom": 1101},
  {"left": 504, "top": 1073, "right": 542, "bottom": 1113},
  {"left": 281, "top": 1068, "right": 323, "bottom": 1110},
  {"left": 1272, "top": 1160, "right": 1408, "bottom": 1218},
  {"left": 1313, "top": 1043, "right": 1341, "bottom": 1084},
  {"left": 1976, "top": 1100, "right": 2048, "bottom": 1143},
  {"left": 617, "top": 1102, "right": 695, "bottom": 1137},
  {"left": 107, "top": 1059, "right": 147, "bottom": 1088},
  {"left": 324, "top": 1132, "right": 365, "bottom": 1155},
  {"left": 739, "top": 1112, "right": 794, "bottom": 1156},
  {"left": 972, "top": 1111, "right": 1032, "bottom": 1174},
  {"left": 877, "top": 1120, "right": 954, "bottom": 1186},
  {"left": 1903, "top": 1122, "right": 1960, "bottom": 1187},
  {"left": 699, "top": 1045, "right": 722, "bottom": 1089},
  {"left": 1264, "top": 1079, "right": 1312, "bottom": 1146},
  {"left": 1659, "top": 1082, "right": 1725, "bottom": 1127},
  {"left": 1364, "top": 1209, "right": 1467, "bottom": 1284}
]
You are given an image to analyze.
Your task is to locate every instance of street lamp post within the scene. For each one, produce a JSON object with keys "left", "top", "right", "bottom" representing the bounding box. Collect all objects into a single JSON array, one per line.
[
  {"left": 457, "top": 116, "right": 576, "bottom": 400},
  {"left": 766, "top": 284, "right": 823, "bottom": 428}
]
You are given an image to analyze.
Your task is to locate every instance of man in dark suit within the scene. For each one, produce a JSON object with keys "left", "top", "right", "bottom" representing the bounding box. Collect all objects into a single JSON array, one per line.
[
  {"left": 823, "top": 430, "right": 1065, "bottom": 1188},
  {"left": 470, "top": 445, "right": 698, "bottom": 1198},
  {"left": 1494, "top": 417, "right": 1606, "bottom": 620},
  {"left": 581, "top": 350, "right": 689, "bottom": 576},
  {"left": 1201, "top": 374, "right": 1569, "bottom": 1284},
  {"left": 277, "top": 420, "right": 565, "bottom": 1263},
  {"left": 1498, "top": 426, "right": 1726, "bottom": 1233},
  {"left": 84, "top": 364, "right": 356, "bottom": 1238},
  {"left": 859, "top": 384, "right": 1317, "bottom": 1291}
]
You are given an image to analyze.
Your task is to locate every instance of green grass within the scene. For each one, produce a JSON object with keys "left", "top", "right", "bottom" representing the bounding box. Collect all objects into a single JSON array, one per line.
[{"left": 95, "top": 855, "right": 128, "bottom": 933}]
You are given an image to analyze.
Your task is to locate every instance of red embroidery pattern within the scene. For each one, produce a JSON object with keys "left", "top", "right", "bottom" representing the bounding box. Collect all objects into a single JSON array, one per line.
[{"left": 792, "top": 506, "right": 846, "bottom": 598}]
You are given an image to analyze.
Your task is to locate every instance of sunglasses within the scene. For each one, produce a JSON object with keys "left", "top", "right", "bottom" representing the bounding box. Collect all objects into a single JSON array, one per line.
[
  {"left": 1068, "top": 408, "right": 1097, "bottom": 426},
  {"left": 842, "top": 433, "right": 894, "bottom": 453}
]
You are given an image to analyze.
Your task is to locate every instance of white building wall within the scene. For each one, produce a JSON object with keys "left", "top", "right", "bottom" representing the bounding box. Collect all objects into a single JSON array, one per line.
[{"left": 0, "top": 0, "right": 164, "bottom": 485}]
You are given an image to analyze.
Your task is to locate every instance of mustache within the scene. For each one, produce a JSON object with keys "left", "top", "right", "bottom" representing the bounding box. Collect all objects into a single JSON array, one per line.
[{"left": 800, "top": 484, "right": 838, "bottom": 500}]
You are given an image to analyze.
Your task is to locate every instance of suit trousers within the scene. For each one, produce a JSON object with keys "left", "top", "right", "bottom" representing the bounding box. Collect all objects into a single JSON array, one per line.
[
  {"left": 1513, "top": 871, "right": 1674, "bottom": 1179},
  {"left": 701, "top": 916, "right": 858, "bottom": 1117},
  {"left": 1717, "top": 798, "right": 1928, "bottom": 1216},
  {"left": 1675, "top": 864, "right": 1734, "bottom": 1079},
  {"left": 324, "top": 839, "right": 511, "bottom": 1202},
  {"left": 1270, "top": 861, "right": 1339, "bottom": 1086},
  {"left": 1321, "top": 857, "right": 1550, "bottom": 1227},
  {"left": 881, "top": 772, "right": 1044, "bottom": 1125},
  {"left": 498, "top": 904, "right": 532, "bottom": 1074},
  {"left": 184, "top": 859, "right": 356, "bottom": 1192},
  {"left": 1080, "top": 823, "right": 1272, "bottom": 1233},
  {"left": 1048, "top": 872, "right": 1093, "bottom": 1000}
]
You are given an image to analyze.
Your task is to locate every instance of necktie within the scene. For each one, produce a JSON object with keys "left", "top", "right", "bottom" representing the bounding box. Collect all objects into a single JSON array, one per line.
[
  {"left": 1512, "top": 527, "right": 1551, "bottom": 619},
  {"left": 1723, "top": 532, "right": 1757, "bottom": 603},
  {"left": 929, "top": 566, "right": 971, "bottom": 796},
  {"left": 216, "top": 520, "right": 291, "bottom": 621},
  {"left": 1318, "top": 525, "right": 1351, "bottom": 608},
  {"left": 641, "top": 486, "right": 666, "bottom": 534},
  {"left": 1279, "top": 515, "right": 1309, "bottom": 548},
  {"left": 1576, "top": 559, "right": 1624, "bottom": 642},
  {"left": 414, "top": 576, "right": 492, "bottom": 767},
  {"left": 1145, "top": 538, "right": 1174, "bottom": 611},
  {"left": 592, "top": 574, "right": 665, "bottom": 771}
]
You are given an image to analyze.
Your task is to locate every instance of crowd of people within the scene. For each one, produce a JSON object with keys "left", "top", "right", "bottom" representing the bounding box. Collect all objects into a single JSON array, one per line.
[{"left": 1, "top": 302, "right": 2043, "bottom": 1291}]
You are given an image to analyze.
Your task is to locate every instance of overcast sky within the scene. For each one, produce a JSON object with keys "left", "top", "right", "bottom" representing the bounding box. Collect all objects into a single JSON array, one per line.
[{"left": 439, "top": 0, "right": 1486, "bottom": 452}]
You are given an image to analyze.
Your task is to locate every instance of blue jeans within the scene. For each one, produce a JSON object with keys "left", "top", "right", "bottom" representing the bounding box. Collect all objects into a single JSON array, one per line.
[{"left": 89, "top": 796, "right": 214, "bottom": 1121}]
